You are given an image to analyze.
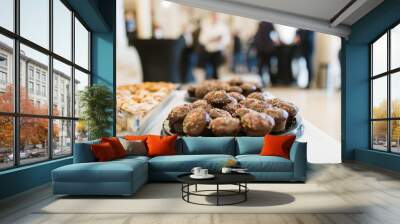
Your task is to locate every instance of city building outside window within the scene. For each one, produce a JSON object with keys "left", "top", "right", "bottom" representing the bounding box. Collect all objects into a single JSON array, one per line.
[
  {"left": 0, "top": 0, "right": 91, "bottom": 170},
  {"left": 371, "top": 22, "right": 400, "bottom": 154}
]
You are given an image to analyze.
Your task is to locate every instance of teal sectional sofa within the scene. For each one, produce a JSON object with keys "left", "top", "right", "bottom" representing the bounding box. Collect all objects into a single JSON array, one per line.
[{"left": 52, "top": 137, "right": 307, "bottom": 196}]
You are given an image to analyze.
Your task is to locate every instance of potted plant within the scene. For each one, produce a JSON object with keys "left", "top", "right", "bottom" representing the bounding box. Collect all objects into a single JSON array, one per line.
[{"left": 79, "top": 84, "right": 113, "bottom": 140}]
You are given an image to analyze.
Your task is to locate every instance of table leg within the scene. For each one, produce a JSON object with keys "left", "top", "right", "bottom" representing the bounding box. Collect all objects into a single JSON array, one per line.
[
  {"left": 195, "top": 184, "right": 198, "bottom": 192},
  {"left": 217, "top": 184, "right": 219, "bottom": 206},
  {"left": 245, "top": 183, "right": 247, "bottom": 201}
]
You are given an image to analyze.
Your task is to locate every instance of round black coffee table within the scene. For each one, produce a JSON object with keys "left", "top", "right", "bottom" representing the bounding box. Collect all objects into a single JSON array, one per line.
[{"left": 177, "top": 173, "right": 255, "bottom": 206}]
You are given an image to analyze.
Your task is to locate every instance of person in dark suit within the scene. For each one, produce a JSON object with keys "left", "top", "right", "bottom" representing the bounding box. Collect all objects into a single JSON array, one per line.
[
  {"left": 295, "top": 29, "right": 315, "bottom": 88},
  {"left": 253, "top": 22, "right": 276, "bottom": 86}
]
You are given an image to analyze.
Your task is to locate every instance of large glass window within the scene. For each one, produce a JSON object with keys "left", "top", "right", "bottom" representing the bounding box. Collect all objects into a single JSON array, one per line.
[
  {"left": 20, "top": 44, "right": 49, "bottom": 115},
  {"left": 74, "top": 18, "right": 89, "bottom": 70},
  {"left": 53, "top": 0, "right": 72, "bottom": 60},
  {"left": 0, "top": 116, "right": 13, "bottom": 169},
  {"left": 20, "top": 0, "right": 49, "bottom": 49},
  {"left": 370, "top": 23, "right": 400, "bottom": 154},
  {"left": 0, "top": 1, "right": 91, "bottom": 169},
  {"left": 0, "top": 35, "right": 14, "bottom": 113},
  {"left": 0, "top": 0, "right": 14, "bottom": 32}
]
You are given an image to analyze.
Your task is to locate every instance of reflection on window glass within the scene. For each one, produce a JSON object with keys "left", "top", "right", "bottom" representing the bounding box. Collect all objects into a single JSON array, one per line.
[
  {"left": 75, "top": 120, "right": 88, "bottom": 143},
  {"left": 74, "top": 69, "right": 89, "bottom": 118},
  {"left": 372, "top": 34, "right": 387, "bottom": 76},
  {"left": 391, "top": 72, "right": 400, "bottom": 118},
  {"left": 0, "top": 34, "right": 14, "bottom": 113},
  {"left": 19, "top": 117, "right": 49, "bottom": 165},
  {"left": 53, "top": 59, "right": 72, "bottom": 117},
  {"left": 20, "top": 44, "right": 49, "bottom": 115},
  {"left": 372, "top": 121, "right": 388, "bottom": 151},
  {"left": 74, "top": 18, "right": 89, "bottom": 70},
  {"left": 0, "top": 116, "right": 13, "bottom": 170},
  {"left": 53, "top": 119, "right": 72, "bottom": 157},
  {"left": 391, "top": 24, "right": 400, "bottom": 70},
  {"left": 53, "top": 0, "right": 72, "bottom": 60},
  {"left": 372, "top": 76, "right": 387, "bottom": 119},
  {"left": 0, "top": 0, "right": 14, "bottom": 31},
  {"left": 391, "top": 120, "right": 400, "bottom": 153}
]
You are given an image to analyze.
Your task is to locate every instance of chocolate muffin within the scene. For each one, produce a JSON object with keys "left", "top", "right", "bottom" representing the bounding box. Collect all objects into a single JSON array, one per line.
[
  {"left": 267, "top": 98, "right": 298, "bottom": 119},
  {"left": 211, "top": 82, "right": 230, "bottom": 92},
  {"left": 228, "top": 78, "right": 244, "bottom": 86},
  {"left": 203, "top": 90, "right": 233, "bottom": 107},
  {"left": 240, "top": 83, "right": 257, "bottom": 96},
  {"left": 227, "top": 86, "right": 243, "bottom": 93},
  {"left": 240, "top": 112, "right": 275, "bottom": 136},
  {"left": 187, "top": 85, "right": 196, "bottom": 97},
  {"left": 167, "top": 104, "right": 192, "bottom": 124},
  {"left": 233, "top": 107, "right": 255, "bottom": 118},
  {"left": 262, "top": 107, "right": 289, "bottom": 132},
  {"left": 209, "top": 108, "right": 232, "bottom": 119},
  {"left": 167, "top": 104, "right": 193, "bottom": 133},
  {"left": 240, "top": 98, "right": 271, "bottom": 112},
  {"left": 223, "top": 103, "right": 243, "bottom": 115},
  {"left": 192, "top": 99, "right": 212, "bottom": 111},
  {"left": 209, "top": 117, "right": 241, "bottom": 136},
  {"left": 194, "top": 84, "right": 212, "bottom": 99},
  {"left": 247, "top": 92, "right": 266, "bottom": 101},
  {"left": 183, "top": 108, "right": 211, "bottom": 136},
  {"left": 228, "top": 92, "right": 246, "bottom": 102}
]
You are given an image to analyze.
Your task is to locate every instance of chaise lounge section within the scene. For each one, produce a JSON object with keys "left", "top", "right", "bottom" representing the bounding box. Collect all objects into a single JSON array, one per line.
[{"left": 52, "top": 136, "right": 307, "bottom": 196}]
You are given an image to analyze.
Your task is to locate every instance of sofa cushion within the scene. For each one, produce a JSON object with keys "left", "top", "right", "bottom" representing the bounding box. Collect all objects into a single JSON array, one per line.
[
  {"left": 73, "top": 140, "right": 100, "bottom": 163},
  {"left": 149, "top": 154, "right": 235, "bottom": 172},
  {"left": 236, "top": 137, "right": 263, "bottom": 155},
  {"left": 260, "top": 135, "right": 296, "bottom": 159},
  {"left": 101, "top": 137, "right": 127, "bottom": 158},
  {"left": 91, "top": 142, "right": 118, "bottom": 161},
  {"left": 236, "top": 155, "right": 293, "bottom": 172},
  {"left": 147, "top": 135, "right": 177, "bottom": 157},
  {"left": 178, "top": 137, "right": 236, "bottom": 155},
  {"left": 53, "top": 158, "right": 147, "bottom": 183}
]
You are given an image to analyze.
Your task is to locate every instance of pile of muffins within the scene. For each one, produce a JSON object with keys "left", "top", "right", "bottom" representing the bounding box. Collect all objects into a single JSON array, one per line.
[{"left": 167, "top": 79, "right": 299, "bottom": 137}]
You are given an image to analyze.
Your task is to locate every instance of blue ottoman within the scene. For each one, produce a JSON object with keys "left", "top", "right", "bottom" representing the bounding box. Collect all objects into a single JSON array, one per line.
[{"left": 52, "top": 157, "right": 148, "bottom": 196}]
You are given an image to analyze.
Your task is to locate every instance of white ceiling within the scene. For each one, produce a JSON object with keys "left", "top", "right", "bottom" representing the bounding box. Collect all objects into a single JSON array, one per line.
[
  {"left": 168, "top": 0, "right": 384, "bottom": 37},
  {"left": 225, "top": 0, "right": 352, "bottom": 22}
]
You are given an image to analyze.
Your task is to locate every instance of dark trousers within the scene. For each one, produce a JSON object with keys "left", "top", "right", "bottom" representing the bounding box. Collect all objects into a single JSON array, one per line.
[
  {"left": 303, "top": 51, "right": 313, "bottom": 88},
  {"left": 257, "top": 51, "right": 272, "bottom": 85},
  {"left": 204, "top": 51, "right": 223, "bottom": 80}
]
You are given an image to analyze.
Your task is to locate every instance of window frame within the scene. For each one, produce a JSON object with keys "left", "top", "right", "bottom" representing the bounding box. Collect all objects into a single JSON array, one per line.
[
  {"left": 0, "top": 0, "right": 92, "bottom": 171},
  {"left": 370, "top": 20, "right": 400, "bottom": 154}
]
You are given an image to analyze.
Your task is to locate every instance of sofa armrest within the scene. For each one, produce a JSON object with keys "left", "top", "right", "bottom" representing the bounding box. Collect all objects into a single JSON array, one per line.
[
  {"left": 73, "top": 140, "right": 100, "bottom": 163},
  {"left": 289, "top": 141, "right": 307, "bottom": 181}
]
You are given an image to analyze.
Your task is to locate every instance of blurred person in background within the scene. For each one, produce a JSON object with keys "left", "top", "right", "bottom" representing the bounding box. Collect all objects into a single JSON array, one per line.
[
  {"left": 231, "top": 31, "right": 244, "bottom": 74},
  {"left": 180, "top": 23, "right": 196, "bottom": 83},
  {"left": 295, "top": 29, "right": 315, "bottom": 88},
  {"left": 125, "top": 10, "right": 137, "bottom": 44},
  {"left": 253, "top": 21, "right": 276, "bottom": 86},
  {"left": 199, "top": 13, "right": 230, "bottom": 79}
]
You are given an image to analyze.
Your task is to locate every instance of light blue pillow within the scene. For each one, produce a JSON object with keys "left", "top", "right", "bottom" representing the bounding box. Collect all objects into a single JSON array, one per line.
[
  {"left": 236, "top": 137, "right": 264, "bottom": 155},
  {"left": 179, "top": 137, "right": 236, "bottom": 155}
]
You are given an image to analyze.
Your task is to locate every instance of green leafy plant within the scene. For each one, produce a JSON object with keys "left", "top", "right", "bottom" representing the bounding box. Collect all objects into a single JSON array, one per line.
[{"left": 79, "top": 84, "right": 113, "bottom": 140}]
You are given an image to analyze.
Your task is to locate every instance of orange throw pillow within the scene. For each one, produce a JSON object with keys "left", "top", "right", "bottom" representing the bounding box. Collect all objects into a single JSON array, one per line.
[
  {"left": 101, "top": 137, "right": 127, "bottom": 158},
  {"left": 146, "top": 135, "right": 177, "bottom": 157},
  {"left": 260, "top": 135, "right": 296, "bottom": 159},
  {"left": 91, "top": 142, "right": 117, "bottom": 162},
  {"left": 124, "top": 135, "right": 148, "bottom": 141}
]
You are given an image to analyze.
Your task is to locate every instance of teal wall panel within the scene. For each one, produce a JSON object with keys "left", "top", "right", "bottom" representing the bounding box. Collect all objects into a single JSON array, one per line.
[{"left": 0, "top": 158, "right": 72, "bottom": 199}]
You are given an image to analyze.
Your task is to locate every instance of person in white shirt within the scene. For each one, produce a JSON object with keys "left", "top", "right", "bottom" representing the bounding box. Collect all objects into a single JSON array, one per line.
[{"left": 199, "top": 13, "right": 230, "bottom": 79}]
